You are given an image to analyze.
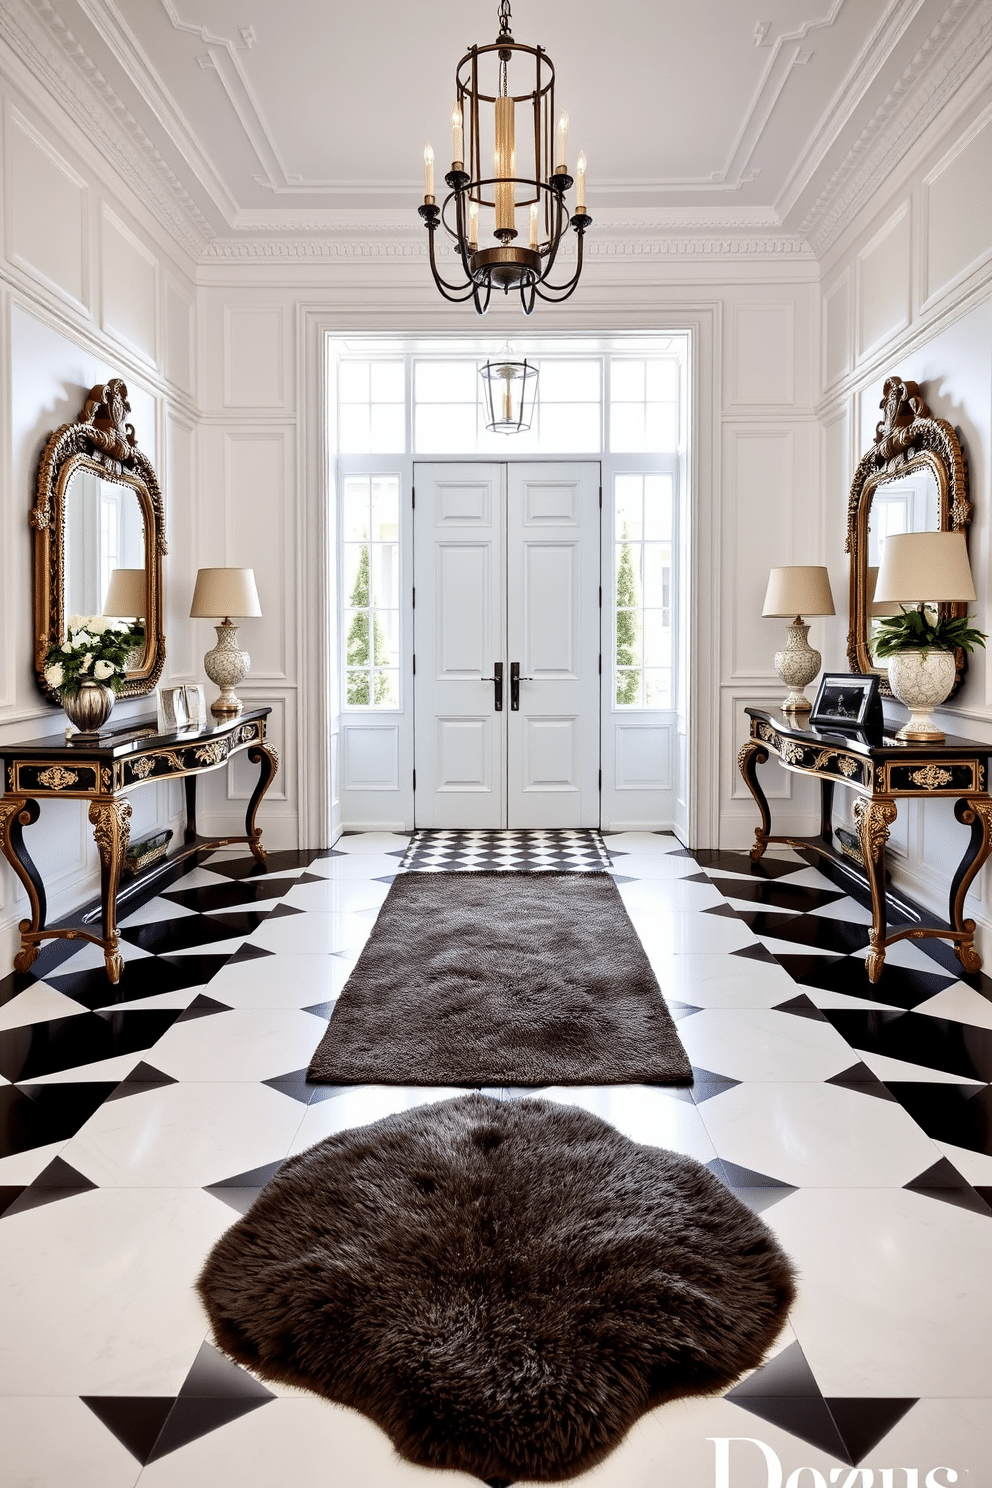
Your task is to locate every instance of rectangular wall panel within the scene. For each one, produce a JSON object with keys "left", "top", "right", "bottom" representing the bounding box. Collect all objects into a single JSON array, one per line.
[
  {"left": 436, "top": 545, "right": 491, "bottom": 674},
  {"left": 223, "top": 432, "right": 291, "bottom": 679},
  {"left": 822, "top": 272, "right": 851, "bottom": 390},
  {"left": 523, "top": 544, "right": 576, "bottom": 674},
  {"left": 858, "top": 205, "right": 910, "bottom": 357},
  {"left": 730, "top": 303, "right": 794, "bottom": 406},
  {"left": 615, "top": 723, "right": 672, "bottom": 791},
  {"left": 522, "top": 716, "right": 579, "bottom": 791},
  {"left": 343, "top": 724, "right": 399, "bottom": 790},
  {"left": 101, "top": 207, "right": 158, "bottom": 362},
  {"left": 223, "top": 306, "right": 285, "bottom": 408},
  {"left": 728, "top": 429, "right": 794, "bottom": 678},
  {"left": 166, "top": 281, "right": 193, "bottom": 394},
  {"left": 436, "top": 717, "right": 491, "bottom": 790},
  {"left": 925, "top": 110, "right": 992, "bottom": 302},
  {"left": 6, "top": 109, "right": 86, "bottom": 306}
]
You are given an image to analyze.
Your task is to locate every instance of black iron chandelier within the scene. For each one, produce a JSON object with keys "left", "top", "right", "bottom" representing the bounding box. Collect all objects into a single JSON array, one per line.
[{"left": 419, "top": 0, "right": 591, "bottom": 315}]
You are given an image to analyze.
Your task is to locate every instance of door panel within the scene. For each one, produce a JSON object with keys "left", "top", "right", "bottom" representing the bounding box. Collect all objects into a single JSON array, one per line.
[{"left": 415, "top": 460, "right": 599, "bottom": 828}]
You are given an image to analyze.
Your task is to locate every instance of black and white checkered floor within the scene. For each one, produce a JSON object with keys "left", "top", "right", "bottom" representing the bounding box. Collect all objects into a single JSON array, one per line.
[
  {"left": 402, "top": 827, "right": 612, "bottom": 872},
  {"left": 1, "top": 830, "right": 989, "bottom": 1485}
]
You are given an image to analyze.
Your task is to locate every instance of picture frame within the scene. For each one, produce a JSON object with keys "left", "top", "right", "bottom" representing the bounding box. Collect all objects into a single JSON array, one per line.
[
  {"left": 182, "top": 683, "right": 206, "bottom": 731},
  {"left": 156, "top": 685, "right": 189, "bottom": 733},
  {"left": 810, "top": 672, "right": 883, "bottom": 735}
]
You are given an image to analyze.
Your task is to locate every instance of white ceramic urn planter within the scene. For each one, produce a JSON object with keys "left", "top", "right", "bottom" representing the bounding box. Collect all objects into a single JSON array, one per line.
[{"left": 886, "top": 647, "right": 957, "bottom": 741}]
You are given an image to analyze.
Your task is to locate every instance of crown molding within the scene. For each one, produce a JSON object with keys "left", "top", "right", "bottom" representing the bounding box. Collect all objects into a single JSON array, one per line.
[
  {"left": 0, "top": 0, "right": 211, "bottom": 257},
  {"left": 799, "top": 0, "right": 992, "bottom": 252}
]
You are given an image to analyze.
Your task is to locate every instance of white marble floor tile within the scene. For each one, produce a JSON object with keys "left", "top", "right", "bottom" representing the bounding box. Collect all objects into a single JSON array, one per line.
[
  {"left": 0, "top": 1396, "right": 142, "bottom": 1488},
  {"left": 933, "top": 1139, "right": 992, "bottom": 1187},
  {"left": 49, "top": 938, "right": 153, "bottom": 973},
  {"left": 26, "top": 1052, "right": 157, "bottom": 1087},
  {"left": 0, "top": 1139, "right": 67, "bottom": 1185},
  {"left": 802, "top": 984, "right": 897, "bottom": 1012},
  {"left": 630, "top": 910, "right": 758, "bottom": 957},
  {"left": 166, "top": 865, "right": 231, "bottom": 889},
  {"left": 605, "top": 853, "right": 699, "bottom": 881},
  {"left": 207, "top": 952, "right": 353, "bottom": 1008},
  {"left": 852, "top": 937, "right": 946, "bottom": 973},
  {"left": 809, "top": 896, "right": 875, "bottom": 924},
  {"left": 651, "top": 952, "right": 799, "bottom": 1008},
  {"left": 0, "top": 981, "right": 88, "bottom": 1030},
  {"left": 533, "top": 1085, "right": 716, "bottom": 1162},
  {"left": 695, "top": 1081, "right": 943, "bottom": 1187},
  {"left": 288, "top": 1085, "right": 462, "bottom": 1153},
  {"left": 61, "top": 1081, "right": 307, "bottom": 1188},
  {"left": 0, "top": 1186, "right": 224, "bottom": 1394},
  {"left": 303, "top": 853, "right": 402, "bottom": 881},
  {"left": 110, "top": 987, "right": 208, "bottom": 1013},
  {"left": 914, "top": 981, "right": 992, "bottom": 1029},
  {"left": 617, "top": 878, "right": 725, "bottom": 913},
  {"left": 770, "top": 1187, "right": 992, "bottom": 1397},
  {"left": 676, "top": 1009, "right": 855, "bottom": 1082},
  {"left": 280, "top": 876, "right": 392, "bottom": 914},
  {"left": 248, "top": 910, "right": 372, "bottom": 957},
  {"left": 119, "top": 898, "right": 199, "bottom": 927},
  {"left": 602, "top": 831, "right": 682, "bottom": 854},
  {"left": 750, "top": 933, "right": 840, "bottom": 960},
  {"left": 150, "top": 1008, "right": 326, "bottom": 1083},
  {"left": 331, "top": 833, "right": 411, "bottom": 855}
]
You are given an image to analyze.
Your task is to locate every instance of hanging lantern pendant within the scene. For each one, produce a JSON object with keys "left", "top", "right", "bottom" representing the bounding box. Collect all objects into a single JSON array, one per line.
[{"left": 419, "top": 0, "right": 592, "bottom": 315}]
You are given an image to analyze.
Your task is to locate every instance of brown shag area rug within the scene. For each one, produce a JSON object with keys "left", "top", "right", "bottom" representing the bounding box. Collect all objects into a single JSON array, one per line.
[
  {"left": 198, "top": 1094, "right": 795, "bottom": 1485},
  {"left": 306, "top": 871, "right": 692, "bottom": 1086}
]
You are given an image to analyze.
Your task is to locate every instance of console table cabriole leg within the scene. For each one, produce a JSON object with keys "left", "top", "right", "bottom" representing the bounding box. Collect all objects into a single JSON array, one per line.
[
  {"left": 88, "top": 799, "right": 132, "bottom": 984},
  {"left": 245, "top": 745, "right": 279, "bottom": 864},
  {"left": 949, "top": 796, "right": 992, "bottom": 974},
  {"left": 0, "top": 796, "right": 46, "bottom": 972},
  {"left": 184, "top": 774, "right": 198, "bottom": 844},
  {"left": 738, "top": 741, "right": 771, "bottom": 860},
  {"left": 854, "top": 796, "right": 897, "bottom": 983}
]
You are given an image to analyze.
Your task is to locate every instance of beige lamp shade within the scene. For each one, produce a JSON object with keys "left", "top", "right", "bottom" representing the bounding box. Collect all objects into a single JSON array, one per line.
[
  {"left": 874, "top": 531, "right": 976, "bottom": 604},
  {"left": 103, "top": 568, "right": 146, "bottom": 618},
  {"left": 189, "top": 567, "right": 262, "bottom": 620},
  {"left": 867, "top": 565, "right": 902, "bottom": 618},
  {"left": 762, "top": 566, "right": 836, "bottom": 619}
]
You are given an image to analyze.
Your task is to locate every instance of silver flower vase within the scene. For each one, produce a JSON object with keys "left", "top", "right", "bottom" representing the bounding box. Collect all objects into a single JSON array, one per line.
[{"left": 63, "top": 679, "right": 115, "bottom": 741}]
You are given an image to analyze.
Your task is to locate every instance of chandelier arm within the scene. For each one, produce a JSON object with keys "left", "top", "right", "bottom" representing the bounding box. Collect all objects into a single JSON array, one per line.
[
  {"left": 532, "top": 219, "right": 589, "bottom": 299},
  {"left": 538, "top": 188, "right": 569, "bottom": 278},
  {"left": 421, "top": 211, "right": 481, "bottom": 301}
]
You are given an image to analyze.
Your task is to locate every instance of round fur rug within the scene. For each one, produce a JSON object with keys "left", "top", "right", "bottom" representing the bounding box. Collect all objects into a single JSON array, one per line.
[{"left": 197, "top": 1094, "right": 795, "bottom": 1485}]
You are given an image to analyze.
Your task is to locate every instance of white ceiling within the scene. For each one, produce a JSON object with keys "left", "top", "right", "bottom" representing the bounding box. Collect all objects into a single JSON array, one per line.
[{"left": 11, "top": 0, "right": 990, "bottom": 254}]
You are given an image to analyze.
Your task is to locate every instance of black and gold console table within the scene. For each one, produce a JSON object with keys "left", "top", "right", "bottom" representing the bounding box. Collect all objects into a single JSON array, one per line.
[
  {"left": 0, "top": 706, "right": 277, "bottom": 984},
  {"left": 739, "top": 706, "right": 992, "bottom": 982}
]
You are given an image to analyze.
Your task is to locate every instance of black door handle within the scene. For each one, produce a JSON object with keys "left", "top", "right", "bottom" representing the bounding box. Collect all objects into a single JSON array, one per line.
[
  {"left": 480, "top": 661, "right": 503, "bottom": 711},
  {"left": 509, "top": 661, "right": 533, "bottom": 711}
]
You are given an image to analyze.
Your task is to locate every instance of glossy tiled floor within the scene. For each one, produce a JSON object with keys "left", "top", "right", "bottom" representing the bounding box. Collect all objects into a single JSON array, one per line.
[{"left": 1, "top": 832, "right": 990, "bottom": 1487}]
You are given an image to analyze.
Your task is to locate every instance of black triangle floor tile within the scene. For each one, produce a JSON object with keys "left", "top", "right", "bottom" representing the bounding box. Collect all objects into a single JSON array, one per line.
[
  {"left": 0, "top": 968, "right": 40, "bottom": 1008},
  {"left": 160, "top": 877, "right": 300, "bottom": 913},
  {"left": 690, "top": 1067, "right": 741, "bottom": 1102},
  {"left": 730, "top": 942, "right": 781, "bottom": 964},
  {"left": 2, "top": 1157, "right": 98, "bottom": 1216},
  {"left": 0, "top": 1185, "right": 27, "bottom": 1216},
  {"left": 2, "top": 1083, "right": 120, "bottom": 1156},
  {"left": 47, "top": 954, "right": 233, "bottom": 1011},
  {"left": 667, "top": 1000, "right": 702, "bottom": 1020},
  {"left": 733, "top": 1186, "right": 800, "bottom": 1215},
  {"left": 179, "top": 1340, "right": 276, "bottom": 1401},
  {"left": 82, "top": 1396, "right": 176, "bottom": 1465},
  {"left": 975, "top": 1185, "right": 992, "bottom": 1209},
  {"left": 303, "top": 1000, "right": 337, "bottom": 1019},
  {"left": 106, "top": 1062, "right": 179, "bottom": 1101},
  {"left": 880, "top": 1082, "right": 992, "bottom": 1153},
  {"left": 726, "top": 1340, "right": 820, "bottom": 1399},
  {"left": 904, "top": 1159, "right": 992, "bottom": 1217},
  {"left": 773, "top": 993, "right": 829, "bottom": 1021},
  {"left": 262, "top": 1069, "right": 314, "bottom": 1104},
  {"left": 224, "top": 943, "right": 275, "bottom": 966},
  {"left": 207, "top": 1159, "right": 286, "bottom": 1191},
  {"left": 175, "top": 993, "right": 234, "bottom": 1022},
  {"left": 714, "top": 1158, "right": 795, "bottom": 1189},
  {"left": 0, "top": 1009, "right": 181, "bottom": 1082},
  {"left": 826, "top": 1063, "right": 898, "bottom": 1102},
  {"left": 702, "top": 902, "right": 744, "bottom": 919},
  {"left": 823, "top": 1398, "right": 918, "bottom": 1464},
  {"left": 266, "top": 902, "right": 305, "bottom": 920},
  {"left": 728, "top": 1394, "right": 853, "bottom": 1463}
]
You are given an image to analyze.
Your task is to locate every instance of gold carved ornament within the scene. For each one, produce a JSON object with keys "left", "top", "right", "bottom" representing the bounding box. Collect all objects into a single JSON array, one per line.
[
  {"left": 908, "top": 764, "right": 954, "bottom": 790},
  {"left": 853, "top": 797, "right": 898, "bottom": 863},
  {"left": 130, "top": 757, "right": 157, "bottom": 780},
  {"left": 37, "top": 766, "right": 80, "bottom": 791},
  {"left": 195, "top": 741, "right": 228, "bottom": 766}
]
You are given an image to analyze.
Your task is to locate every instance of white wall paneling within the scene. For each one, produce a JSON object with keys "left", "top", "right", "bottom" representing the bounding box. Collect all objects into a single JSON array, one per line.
[
  {"left": 822, "top": 269, "right": 852, "bottom": 391},
  {"left": 165, "top": 278, "right": 193, "bottom": 395},
  {"left": 221, "top": 428, "right": 294, "bottom": 681},
  {"left": 342, "top": 724, "right": 400, "bottom": 792},
  {"left": 856, "top": 202, "right": 912, "bottom": 360},
  {"left": 4, "top": 103, "right": 87, "bottom": 310},
  {"left": 729, "top": 301, "right": 795, "bottom": 408},
  {"left": 100, "top": 205, "right": 159, "bottom": 365},
  {"left": 923, "top": 104, "right": 992, "bottom": 309},
  {"left": 223, "top": 304, "right": 287, "bottom": 409},
  {"left": 725, "top": 427, "right": 796, "bottom": 680}
]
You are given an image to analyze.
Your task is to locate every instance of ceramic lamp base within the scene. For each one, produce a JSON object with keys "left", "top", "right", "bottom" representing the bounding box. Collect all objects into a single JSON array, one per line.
[
  {"left": 887, "top": 648, "right": 956, "bottom": 741},
  {"left": 774, "top": 620, "right": 820, "bottom": 713},
  {"left": 203, "top": 621, "right": 250, "bottom": 718}
]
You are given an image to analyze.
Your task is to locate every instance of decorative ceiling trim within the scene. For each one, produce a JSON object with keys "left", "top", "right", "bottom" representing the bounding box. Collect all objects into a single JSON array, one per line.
[
  {"left": 1, "top": 0, "right": 211, "bottom": 255},
  {"left": 199, "top": 231, "right": 815, "bottom": 263},
  {"left": 801, "top": 0, "right": 992, "bottom": 251}
]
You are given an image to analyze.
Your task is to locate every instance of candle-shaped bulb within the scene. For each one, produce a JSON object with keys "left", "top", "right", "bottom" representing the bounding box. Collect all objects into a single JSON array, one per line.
[
  {"left": 576, "top": 150, "right": 587, "bottom": 212},
  {"left": 529, "top": 200, "right": 539, "bottom": 248},
  {"left": 556, "top": 109, "right": 568, "bottom": 172},
  {"left": 423, "top": 141, "right": 435, "bottom": 200},
  {"left": 451, "top": 100, "right": 463, "bottom": 165},
  {"left": 468, "top": 201, "right": 479, "bottom": 251}
]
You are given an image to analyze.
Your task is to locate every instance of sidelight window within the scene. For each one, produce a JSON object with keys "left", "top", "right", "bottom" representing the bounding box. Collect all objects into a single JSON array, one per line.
[
  {"left": 341, "top": 475, "right": 401, "bottom": 707},
  {"left": 614, "top": 473, "right": 673, "bottom": 708}
]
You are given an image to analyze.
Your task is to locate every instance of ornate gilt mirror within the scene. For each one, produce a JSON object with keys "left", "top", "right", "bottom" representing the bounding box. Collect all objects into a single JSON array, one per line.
[
  {"left": 846, "top": 375, "right": 971, "bottom": 698},
  {"left": 32, "top": 379, "right": 167, "bottom": 702}
]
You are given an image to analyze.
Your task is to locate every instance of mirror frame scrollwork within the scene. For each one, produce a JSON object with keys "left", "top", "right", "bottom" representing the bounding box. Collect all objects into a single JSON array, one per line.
[
  {"left": 846, "top": 375, "right": 971, "bottom": 699},
  {"left": 32, "top": 378, "right": 167, "bottom": 703}
]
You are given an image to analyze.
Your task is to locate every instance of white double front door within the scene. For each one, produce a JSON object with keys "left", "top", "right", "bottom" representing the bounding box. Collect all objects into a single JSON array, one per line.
[{"left": 414, "top": 461, "right": 601, "bottom": 829}]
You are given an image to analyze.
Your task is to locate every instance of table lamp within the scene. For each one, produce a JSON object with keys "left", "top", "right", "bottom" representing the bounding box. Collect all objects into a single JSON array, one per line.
[
  {"left": 103, "top": 568, "right": 146, "bottom": 619},
  {"left": 762, "top": 565, "right": 836, "bottom": 712},
  {"left": 874, "top": 531, "right": 976, "bottom": 740},
  {"left": 189, "top": 567, "right": 262, "bottom": 718}
]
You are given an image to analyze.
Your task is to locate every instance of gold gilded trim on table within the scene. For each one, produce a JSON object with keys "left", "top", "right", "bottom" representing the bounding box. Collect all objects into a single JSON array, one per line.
[
  {"left": 36, "top": 766, "right": 79, "bottom": 790},
  {"left": 194, "top": 740, "right": 228, "bottom": 766},
  {"left": 908, "top": 764, "right": 954, "bottom": 790},
  {"left": 753, "top": 722, "right": 869, "bottom": 788}
]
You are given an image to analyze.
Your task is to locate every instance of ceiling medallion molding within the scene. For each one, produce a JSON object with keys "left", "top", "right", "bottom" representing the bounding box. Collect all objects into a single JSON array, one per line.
[
  {"left": 801, "top": 0, "right": 992, "bottom": 253},
  {"left": 2, "top": 0, "right": 212, "bottom": 257}
]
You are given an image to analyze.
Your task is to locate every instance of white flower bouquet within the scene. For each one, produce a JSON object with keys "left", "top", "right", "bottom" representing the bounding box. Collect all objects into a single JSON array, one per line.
[{"left": 44, "top": 614, "right": 145, "bottom": 696}]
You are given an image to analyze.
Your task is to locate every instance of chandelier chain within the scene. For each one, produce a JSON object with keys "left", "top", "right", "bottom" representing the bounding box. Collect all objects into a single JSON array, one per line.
[{"left": 497, "top": 0, "right": 512, "bottom": 36}]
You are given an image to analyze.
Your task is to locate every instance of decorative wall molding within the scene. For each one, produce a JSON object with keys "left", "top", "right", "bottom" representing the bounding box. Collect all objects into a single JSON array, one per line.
[
  {"left": 801, "top": 0, "right": 992, "bottom": 252},
  {"left": 0, "top": 0, "right": 210, "bottom": 257}
]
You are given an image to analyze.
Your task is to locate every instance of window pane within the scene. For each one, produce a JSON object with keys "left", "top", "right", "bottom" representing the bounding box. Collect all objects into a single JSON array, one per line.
[
  {"left": 346, "top": 669, "right": 371, "bottom": 706},
  {"left": 344, "top": 609, "right": 370, "bottom": 665},
  {"left": 645, "top": 668, "right": 671, "bottom": 707},
  {"left": 415, "top": 361, "right": 477, "bottom": 402},
  {"left": 369, "top": 546, "right": 399, "bottom": 607},
  {"left": 342, "top": 478, "right": 370, "bottom": 540},
  {"left": 338, "top": 362, "right": 370, "bottom": 400},
  {"left": 611, "top": 360, "right": 645, "bottom": 400},
  {"left": 342, "top": 544, "right": 367, "bottom": 600},
  {"left": 539, "top": 402, "right": 600, "bottom": 452},
  {"left": 643, "top": 544, "right": 670, "bottom": 601},
  {"left": 642, "top": 610, "right": 671, "bottom": 668},
  {"left": 615, "top": 476, "right": 643, "bottom": 540},
  {"left": 338, "top": 404, "right": 371, "bottom": 454},
  {"left": 537, "top": 360, "right": 600, "bottom": 401},
  {"left": 370, "top": 404, "right": 405, "bottom": 453},
  {"left": 644, "top": 401, "right": 678, "bottom": 452},
  {"left": 373, "top": 669, "right": 399, "bottom": 707},
  {"left": 643, "top": 476, "right": 673, "bottom": 540},
  {"left": 645, "top": 359, "right": 678, "bottom": 400},
  {"left": 610, "top": 403, "right": 645, "bottom": 452},
  {"left": 371, "top": 479, "right": 400, "bottom": 539},
  {"left": 370, "top": 361, "right": 404, "bottom": 401},
  {"left": 616, "top": 667, "right": 642, "bottom": 706},
  {"left": 415, "top": 403, "right": 476, "bottom": 452}
]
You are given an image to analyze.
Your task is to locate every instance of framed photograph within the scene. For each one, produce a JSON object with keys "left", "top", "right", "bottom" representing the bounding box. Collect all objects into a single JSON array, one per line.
[
  {"left": 156, "top": 685, "right": 189, "bottom": 733},
  {"left": 810, "top": 672, "right": 883, "bottom": 734},
  {"left": 182, "top": 684, "right": 206, "bottom": 731}
]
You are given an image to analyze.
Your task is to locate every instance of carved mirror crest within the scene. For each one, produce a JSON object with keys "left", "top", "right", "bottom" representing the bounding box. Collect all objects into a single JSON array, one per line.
[
  {"left": 32, "top": 379, "right": 167, "bottom": 702},
  {"left": 846, "top": 375, "right": 971, "bottom": 699}
]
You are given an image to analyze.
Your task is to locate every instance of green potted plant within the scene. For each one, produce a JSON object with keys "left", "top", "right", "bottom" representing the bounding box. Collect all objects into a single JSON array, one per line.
[
  {"left": 44, "top": 614, "right": 145, "bottom": 738},
  {"left": 872, "top": 606, "right": 986, "bottom": 741}
]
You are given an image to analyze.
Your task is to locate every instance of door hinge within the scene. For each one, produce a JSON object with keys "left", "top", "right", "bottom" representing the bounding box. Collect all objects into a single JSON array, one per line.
[
  {"left": 598, "top": 653, "right": 602, "bottom": 674},
  {"left": 598, "top": 585, "right": 602, "bottom": 607},
  {"left": 599, "top": 486, "right": 603, "bottom": 508},
  {"left": 598, "top": 768, "right": 602, "bottom": 789},
  {"left": 412, "top": 654, "right": 416, "bottom": 675},
  {"left": 413, "top": 769, "right": 416, "bottom": 791},
  {"left": 411, "top": 486, "right": 415, "bottom": 508},
  {"left": 412, "top": 586, "right": 415, "bottom": 609}
]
